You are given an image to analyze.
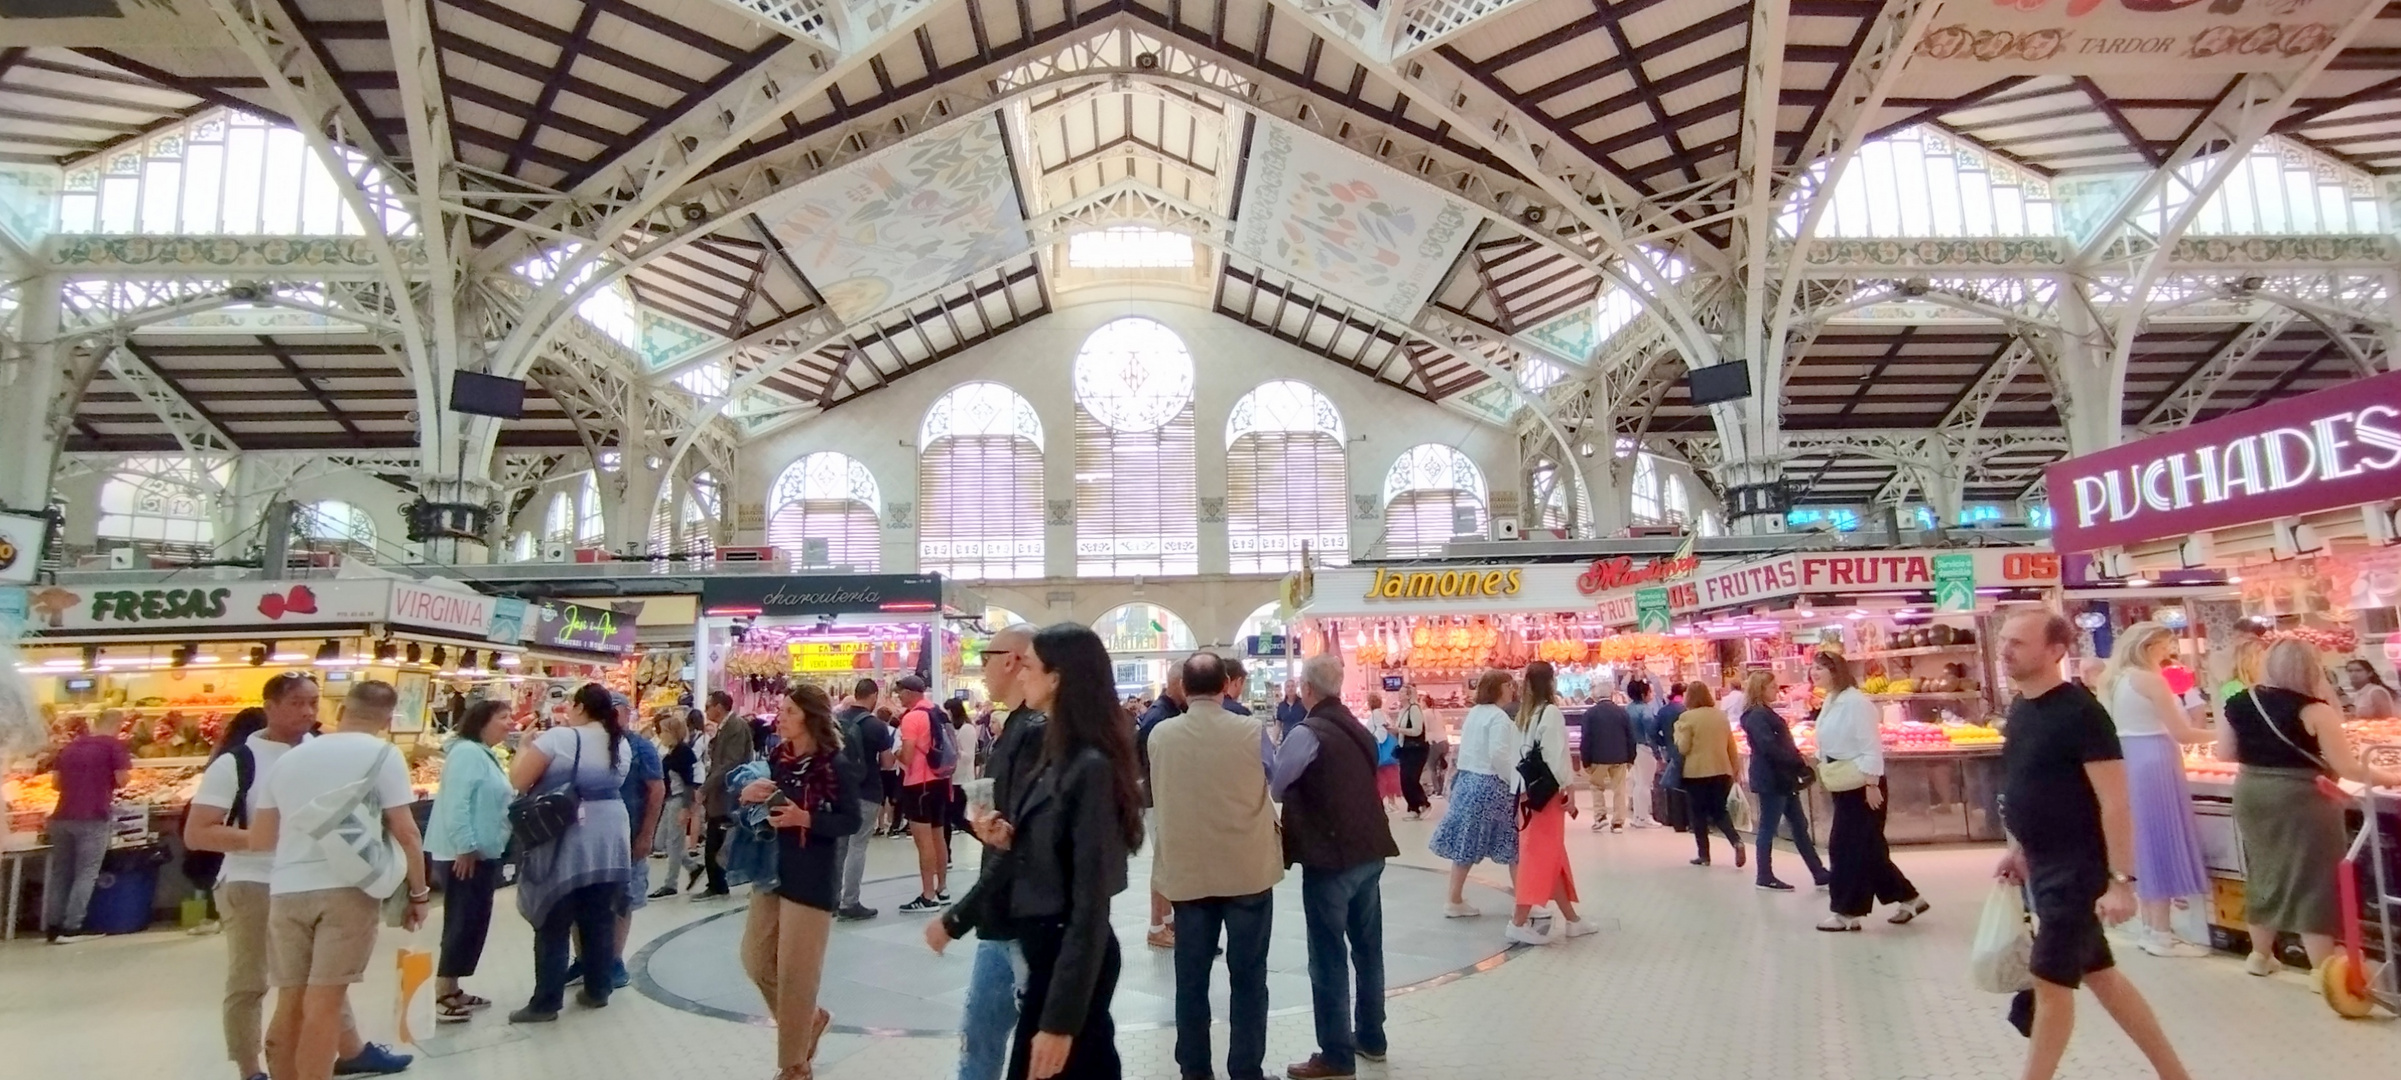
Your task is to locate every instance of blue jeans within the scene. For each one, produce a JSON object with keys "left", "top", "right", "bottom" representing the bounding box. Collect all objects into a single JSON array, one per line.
[
  {"left": 1299, "top": 861, "right": 1387, "bottom": 1072},
  {"left": 1172, "top": 891, "right": 1274, "bottom": 1080},
  {"left": 1754, "top": 785, "right": 1829, "bottom": 886},
  {"left": 528, "top": 883, "right": 618, "bottom": 1013},
  {"left": 957, "top": 937, "right": 1025, "bottom": 1080}
]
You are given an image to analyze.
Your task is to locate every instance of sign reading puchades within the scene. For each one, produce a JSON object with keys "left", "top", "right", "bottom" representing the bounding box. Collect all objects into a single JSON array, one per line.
[
  {"left": 699, "top": 574, "right": 945, "bottom": 617},
  {"left": 2044, "top": 367, "right": 2401, "bottom": 553},
  {"left": 526, "top": 599, "right": 642, "bottom": 655}
]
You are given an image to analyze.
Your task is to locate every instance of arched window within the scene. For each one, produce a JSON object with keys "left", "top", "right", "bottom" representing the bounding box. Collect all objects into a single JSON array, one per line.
[
  {"left": 1381, "top": 445, "right": 1485, "bottom": 559},
  {"left": 1094, "top": 603, "right": 1198, "bottom": 655},
  {"left": 1226, "top": 380, "right": 1347, "bottom": 573},
  {"left": 1075, "top": 318, "right": 1197, "bottom": 575},
  {"left": 97, "top": 456, "right": 226, "bottom": 548},
  {"left": 768, "top": 452, "right": 882, "bottom": 571},
  {"left": 543, "top": 492, "right": 573, "bottom": 544},
  {"left": 1631, "top": 454, "right": 1663, "bottom": 524},
  {"left": 576, "top": 473, "right": 603, "bottom": 544},
  {"left": 920, "top": 382, "right": 1045, "bottom": 579},
  {"left": 1530, "top": 459, "right": 1590, "bottom": 535},
  {"left": 509, "top": 532, "right": 536, "bottom": 562},
  {"left": 297, "top": 500, "right": 376, "bottom": 559},
  {"left": 681, "top": 473, "right": 720, "bottom": 556},
  {"left": 1664, "top": 473, "right": 1690, "bottom": 524}
]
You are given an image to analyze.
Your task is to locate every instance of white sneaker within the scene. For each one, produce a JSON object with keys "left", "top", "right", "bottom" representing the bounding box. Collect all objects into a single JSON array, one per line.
[
  {"left": 1443, "top": 902, "right": 1481, "bottom": 918},
  {"left": 1531, "top": 903, "right": 1558, "bottom": 921},
  {"left": 1816, "top": 915, "right": 1862, "bottom": 933},
  {"left": 2244, "top": 952, "right": 2283, "bottom": 977},
  {"left": 1561, "top": 919, "right": 1600, "bottom": 939},
  {"left": 1632, "top": 818, "right": 1662, "bottom": 829},
  {"left": 1504, "top": 922, "right": 1554, "bottom": 946},
  {"left": 2140, "top": 931, "right": 2210, "bottom": 959}
]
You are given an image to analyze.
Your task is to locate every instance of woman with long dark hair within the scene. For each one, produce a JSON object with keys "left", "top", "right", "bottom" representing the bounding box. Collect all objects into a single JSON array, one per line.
[
  {"left": 1812, "top": 652, "right": 1926, "bottom": 932},
  {"left": 426, "top": 700, "right": 513, "bottom": 1021},
  {"left": 991, "top": 623, "right": 1142, "bottom": 1080},
  {"left": 735, "top": 684, "right": 862, "bottom": 1080},
  {"left": 508, "top": 683, "right": 634, "bottom": 1022}
]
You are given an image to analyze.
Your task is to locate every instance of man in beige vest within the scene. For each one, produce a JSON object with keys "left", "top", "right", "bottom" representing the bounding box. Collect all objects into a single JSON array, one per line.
[{"left": 1150, "top": 651, "right": 1284, "bottom": 1080}]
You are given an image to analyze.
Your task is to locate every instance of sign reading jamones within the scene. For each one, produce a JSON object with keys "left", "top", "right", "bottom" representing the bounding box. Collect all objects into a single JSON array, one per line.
[{"left": 2045, "top": 367, "right": 2401, "bottom": 553}]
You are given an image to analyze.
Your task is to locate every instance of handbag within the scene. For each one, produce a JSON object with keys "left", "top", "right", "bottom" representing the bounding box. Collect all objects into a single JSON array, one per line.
[
  {"left": 1818, "top": 757, "right": 1870, "bottom": 793},
  {"left": 1514, "top": 710, "right": 1563, "bottom": 819},
  {"left": 2246, "top": 687, "right": 2347, "bottom": 803},
  {"left": 508, "top": 733, "right": 583, "bottom": 851},
  {"left": 305, "top": 742, "right": 405, "bottom": 899}
]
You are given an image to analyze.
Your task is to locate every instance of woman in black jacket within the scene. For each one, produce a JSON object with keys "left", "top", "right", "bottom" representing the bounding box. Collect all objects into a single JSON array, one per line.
[
  {"left": 1737, "top": 671, "right": 1828, "bottom": 892},
  {"left": 993, "top": 623, "right": 1143, "bottom": 1080},
  {"left": 736, "top": 683, "right": 862, "bottom": 1080}
]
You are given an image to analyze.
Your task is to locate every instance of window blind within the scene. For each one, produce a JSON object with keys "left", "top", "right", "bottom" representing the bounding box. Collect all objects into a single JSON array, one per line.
[
  {"left": 768, "top": 499, "right": 882, "bottom": 570},
  {"left": 1383, "top": 490, "right": 1484, "bottom": 559},
  {"left": 1226, "top": 430, "right": 1348, "bottom": 573},
  {"left": 919, "top": 434, "right": 1045, "bottom": 579},
  {"left": 1075, "top": 404, "right": 1198, "bottom": 576}
]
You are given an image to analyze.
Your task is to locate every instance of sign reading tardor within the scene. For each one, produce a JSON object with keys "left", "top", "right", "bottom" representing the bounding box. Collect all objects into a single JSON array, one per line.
[
  {"left": 1909, "top": 0, "right": 2376, "bottom": 76},
  {"left": 2044, "top": 367, "right": 2401, "bottom": 553}
]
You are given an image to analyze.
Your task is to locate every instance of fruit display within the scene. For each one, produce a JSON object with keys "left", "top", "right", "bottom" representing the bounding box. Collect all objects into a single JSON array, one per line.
[
  {"left": 1943, "top": 723, "right": 2002, "bottom": 747},
  {"left": 1885, "top": 721, "right": 1954, "bottom": 753}
]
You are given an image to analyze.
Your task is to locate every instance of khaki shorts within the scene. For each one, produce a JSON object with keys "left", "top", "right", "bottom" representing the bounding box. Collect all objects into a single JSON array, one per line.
[
  {"left": 1584, "top": 763, "right": 1630, "bottom": 789},
  {"left": 267, "top": 888, "right": 381, "bottom": 988}
]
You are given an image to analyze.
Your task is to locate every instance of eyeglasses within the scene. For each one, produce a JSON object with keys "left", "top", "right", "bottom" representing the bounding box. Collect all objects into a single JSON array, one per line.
[{"left": 981, "top": 649, "right": 1017, "bottom": 667}]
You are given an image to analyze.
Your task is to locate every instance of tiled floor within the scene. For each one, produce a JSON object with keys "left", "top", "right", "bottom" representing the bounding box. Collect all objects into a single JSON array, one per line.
[{"left": 4, "top": 814, "right": 2394, "bottom": 1080}]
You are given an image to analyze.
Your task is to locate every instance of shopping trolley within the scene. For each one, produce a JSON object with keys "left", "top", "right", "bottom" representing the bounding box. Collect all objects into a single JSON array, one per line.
[{"left": 2318, "top": 775, "right": 2399, "bottom": 1019}]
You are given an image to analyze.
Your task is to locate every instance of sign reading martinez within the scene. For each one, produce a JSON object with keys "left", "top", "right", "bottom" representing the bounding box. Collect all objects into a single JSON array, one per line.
[{"left": 2045, "top": 367, "right": 2401, "bottom": 552}]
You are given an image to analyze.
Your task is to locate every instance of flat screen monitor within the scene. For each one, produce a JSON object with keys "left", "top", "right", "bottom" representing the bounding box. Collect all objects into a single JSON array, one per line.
[
  {"left": 1685, "top": 361, "right": 1752, "bottom": 406},
  {"left": 449, "top": 371, "right": 527, "bottom": 419}
]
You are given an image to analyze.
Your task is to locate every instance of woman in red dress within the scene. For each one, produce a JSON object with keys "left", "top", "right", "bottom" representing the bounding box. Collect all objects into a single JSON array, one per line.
[{"left": 1507, "top": 662, "right": 1598, "bottom": 945}]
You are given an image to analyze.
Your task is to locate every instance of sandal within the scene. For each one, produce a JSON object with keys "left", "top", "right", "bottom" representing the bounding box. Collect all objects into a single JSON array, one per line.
[{"left": 436, "top": 998, "right": 473, "bottom": 1023}]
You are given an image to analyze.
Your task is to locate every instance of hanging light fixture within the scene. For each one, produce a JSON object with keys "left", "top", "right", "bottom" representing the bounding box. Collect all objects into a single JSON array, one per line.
[
  {"left": 459, "top": 649, "right": 478, "bottom": 672},
  {"left": 405, "top": 642, "right": 422, "bottom": 665},
  {"left": 374, "top": 639, "right": 397, "bottom": 662},
  {"left": 248, "top": 645, "right": 269, "bottom": 667},
  {"left": 316, "top": 639, "right": 341, "bottom": 663},
  {"left": 430, "top": 645, "right": 448, "bottom": 669}
]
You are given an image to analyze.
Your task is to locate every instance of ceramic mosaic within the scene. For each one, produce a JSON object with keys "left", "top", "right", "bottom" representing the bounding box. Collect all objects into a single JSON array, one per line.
[
  {"left": 761, "top": 115, "right": 1030, "bottom": 324},
  {"left": 1231, "top": 119, "right": 1477, "bottom": 322}
]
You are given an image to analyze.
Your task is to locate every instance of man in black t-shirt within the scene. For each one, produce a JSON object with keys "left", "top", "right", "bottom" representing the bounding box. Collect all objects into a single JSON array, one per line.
[
  {"left": 1995, "top": 610, "right": 2192, "bottom": 1080},
  {"left": 833, "top": 678, "right": 897, "bottom": 920}
]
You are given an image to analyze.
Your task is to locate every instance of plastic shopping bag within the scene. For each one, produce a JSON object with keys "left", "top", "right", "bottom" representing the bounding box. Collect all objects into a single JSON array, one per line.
[{"left": 1969, "top": 883, "right": 2034, "bottom": 994}]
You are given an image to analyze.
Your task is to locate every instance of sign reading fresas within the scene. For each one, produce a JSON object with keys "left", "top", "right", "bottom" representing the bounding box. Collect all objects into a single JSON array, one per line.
[
  {"left": 526, "top": 599, "right": 641, "bottom": 654},
  {"left": 2044, "top": 366, "right": 2401, "bottom": 552},
  {"left": 700, "top": 574, "right": 945, "bottom": 617},
  {"left": 23, "top": 580, "right": 391, "bottom": 632}
]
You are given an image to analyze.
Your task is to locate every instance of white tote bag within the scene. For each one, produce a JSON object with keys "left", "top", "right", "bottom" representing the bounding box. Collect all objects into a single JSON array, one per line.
[
  {"left": 302, "top": 742, "right": 406, "bottom": 900},
  {"left": 1969, "top": 882, "right": 2035, "bottom": 994}
]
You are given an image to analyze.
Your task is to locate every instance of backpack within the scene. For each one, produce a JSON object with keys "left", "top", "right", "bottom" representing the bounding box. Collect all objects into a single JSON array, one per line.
[
  {"left": 300, "top": 742, "right": 406, "bottom": 899},
  {"left": 182, "top": 742, "right": 256, "bottom": 890},
  {"left": 835, "top": 706, "right": 877, "bottom": 782},
  {"left": 920, "top": 706, "right": 958, "bottom": 776}
]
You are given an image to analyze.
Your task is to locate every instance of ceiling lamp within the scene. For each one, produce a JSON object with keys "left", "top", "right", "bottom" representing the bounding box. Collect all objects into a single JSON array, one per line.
[
  {"left": 248, "top": 645, "right": 269, "bottom": 667},
  {"left": 405, "top": 642, "right": 422, "bottom": 665},
  {"left": 317, "top": 640, "right": 341, "bottom": 663}
]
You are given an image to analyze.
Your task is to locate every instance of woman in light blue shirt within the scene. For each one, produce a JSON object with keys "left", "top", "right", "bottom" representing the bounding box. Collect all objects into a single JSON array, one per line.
[{"left": 425, "top": 700, "right": 514, "bottom": 1021}]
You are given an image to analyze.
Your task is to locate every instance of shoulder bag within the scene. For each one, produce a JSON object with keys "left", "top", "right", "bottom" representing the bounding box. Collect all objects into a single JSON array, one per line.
[
  {"left": 1816, "top": 693, "right": 1873, "bottom": 793},
  {"left": 508, "top": 732, "right": 583, "bottom": 851},
  {"left": 1514, "top": 712, "right": 1563, "bottom": 821}
]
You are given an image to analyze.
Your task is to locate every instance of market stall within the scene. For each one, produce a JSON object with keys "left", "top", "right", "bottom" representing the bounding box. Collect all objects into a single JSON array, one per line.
[
  {"left": 2047, "top": 367, "right": 2401, "bottom": 951},
  {"left": 697, "top": 574, "right": 983, "bottom": 721},
  {"left": 2, "top": 574, "right": 522, "bottom": 935}
]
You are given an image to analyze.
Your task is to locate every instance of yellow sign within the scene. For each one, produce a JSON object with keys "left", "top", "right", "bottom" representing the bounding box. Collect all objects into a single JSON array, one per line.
[
  {"left": 1361, "top": 567, "right": 1522, "bottom": 601},
  {"left": 788, "top": 641, "right": 864, "bottom": 673}
]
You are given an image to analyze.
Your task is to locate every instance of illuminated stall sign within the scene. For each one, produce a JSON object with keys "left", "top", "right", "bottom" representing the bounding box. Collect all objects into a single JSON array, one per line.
[
  {"left": 2045, "top": 367, "right": 2401, "bottom": 552},
  {"left": 700, "top": 574, "right": 945, "bottom": 617},
  {"left": 1597, "top": 549, "right": 2063, "bottom": 626},
  {"left": 527, "top": 599, "right": 642, "bottom": 655}
]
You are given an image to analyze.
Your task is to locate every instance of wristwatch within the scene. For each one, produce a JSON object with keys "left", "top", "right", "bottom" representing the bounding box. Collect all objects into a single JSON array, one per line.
[{"left": 2108, "top": 871, "right": 2137, "bottom": 886}]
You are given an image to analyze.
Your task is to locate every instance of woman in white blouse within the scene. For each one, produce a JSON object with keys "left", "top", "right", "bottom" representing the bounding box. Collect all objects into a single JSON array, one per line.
[
  {"left": 1428, "top": 670, "right": 1523, "bottom": 918},
  {"left": 1812, "top": 651, "right": 1928, "bottom": 932}
]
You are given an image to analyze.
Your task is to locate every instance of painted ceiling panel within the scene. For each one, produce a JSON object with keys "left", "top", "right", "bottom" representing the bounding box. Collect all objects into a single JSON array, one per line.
[{"left": 1229, "top": 118, "right": 1482, "bottom": 324}]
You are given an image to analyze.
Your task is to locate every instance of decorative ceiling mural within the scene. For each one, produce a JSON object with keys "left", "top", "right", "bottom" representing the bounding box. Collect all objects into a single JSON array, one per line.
[
  {"left": 1231, "top": 119, "right": 1478, "bottom": 323},
  {"left": 761, "top": 115, "right": 1031, "bottom": 324},
  {"left": 1522, "top": 307, "right": 1598, "bottom": 366},
  {"left": 639, "top": 312, "right": 720, "bottom": 373}
]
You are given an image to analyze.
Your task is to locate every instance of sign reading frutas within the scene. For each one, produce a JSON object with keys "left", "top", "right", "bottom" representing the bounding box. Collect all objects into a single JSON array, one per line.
[
  {"left": 1909, "top": 0, "right": 2376, "bottom": 76},
  {"left": 2045, "top": 367, "right": 2401, "bottom": 552}
]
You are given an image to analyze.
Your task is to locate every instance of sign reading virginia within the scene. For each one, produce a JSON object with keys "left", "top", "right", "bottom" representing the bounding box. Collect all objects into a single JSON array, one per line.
[{"left": 1910, "top": 0, "right": 2375, "bottom": 75}]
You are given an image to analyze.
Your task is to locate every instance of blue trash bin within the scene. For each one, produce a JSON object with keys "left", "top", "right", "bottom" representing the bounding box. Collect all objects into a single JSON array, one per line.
[{"left": 84, "top": 848, "right": 163, "bottom": 935}]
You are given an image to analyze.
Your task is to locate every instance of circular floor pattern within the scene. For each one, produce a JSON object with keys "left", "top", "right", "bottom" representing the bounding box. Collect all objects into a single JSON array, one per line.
[{"left": 634, "top": 853, "right": 1524, "bottom": 1036}]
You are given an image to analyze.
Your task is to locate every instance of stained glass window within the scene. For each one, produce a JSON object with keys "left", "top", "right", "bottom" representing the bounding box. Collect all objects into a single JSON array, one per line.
[{"left": 1074, "top": 318, "right": 1197, "bottom": 575}]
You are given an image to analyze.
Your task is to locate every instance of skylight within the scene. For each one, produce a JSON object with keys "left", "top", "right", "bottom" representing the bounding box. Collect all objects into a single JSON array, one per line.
[{"left": 1068, "top": 227, "right": 1196, "bottom": 269}]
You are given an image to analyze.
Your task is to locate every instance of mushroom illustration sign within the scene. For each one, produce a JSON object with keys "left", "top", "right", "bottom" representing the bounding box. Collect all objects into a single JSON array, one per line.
[{"left": 1909, "top": 0, "right": 2376, "bottom": 75}]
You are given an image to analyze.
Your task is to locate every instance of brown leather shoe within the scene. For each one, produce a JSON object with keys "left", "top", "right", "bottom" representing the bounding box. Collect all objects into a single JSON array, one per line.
[{"left": 1285, "top": 1055, "right": 1355, "bottom": 1080}]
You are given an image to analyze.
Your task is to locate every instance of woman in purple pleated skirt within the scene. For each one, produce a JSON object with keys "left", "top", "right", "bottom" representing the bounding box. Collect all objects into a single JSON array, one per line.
[{"left": 2102, "top": 622, "right": 2218, "bottom": 958}]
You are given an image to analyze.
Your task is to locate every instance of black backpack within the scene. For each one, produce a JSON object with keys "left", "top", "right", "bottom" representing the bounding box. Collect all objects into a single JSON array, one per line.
[
  {"left": 835, "top": 706, "right": 876, "bottom": 778},
  {"left": 182, "top": 743, "right": 255, "bottom": 890}
]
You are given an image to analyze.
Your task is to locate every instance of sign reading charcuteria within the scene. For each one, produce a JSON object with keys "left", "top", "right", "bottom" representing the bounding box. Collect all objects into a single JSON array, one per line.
[
  {"left": 1908, "top": 0, "right": 2377, "bottom": 76},
  {"left": 2045, "top": 367, "right": 2401, "bottom": 552}
]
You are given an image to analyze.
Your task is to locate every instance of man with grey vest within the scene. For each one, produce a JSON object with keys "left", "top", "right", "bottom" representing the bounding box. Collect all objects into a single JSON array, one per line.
[
  {"left": 1151, "top": 652, "right": 1283, "bottom": 1080},
  {"left": 1271, "top": 653, "right": 1399, "bottom": 1080}
]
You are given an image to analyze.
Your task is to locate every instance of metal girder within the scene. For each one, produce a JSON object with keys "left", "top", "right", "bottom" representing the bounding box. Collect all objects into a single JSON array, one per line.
[
  {"left": 479, "top": 0, "right": 952, "bottom": 382},
  {"left": 2137, "top": 308, "right": 2299, "bottom": 431},
  {"left": 1935, "top": 334, "right": 2050, "bottom": 437},
  {"left": 100, "top": 343, "right": 241, "bottom": 458},
  {"left": 381, "top": 0, "right": 470, "bottom": 474}
]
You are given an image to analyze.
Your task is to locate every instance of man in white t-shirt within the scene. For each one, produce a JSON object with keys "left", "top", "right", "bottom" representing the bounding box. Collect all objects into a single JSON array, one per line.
[
  {"left": 249, "top": 681, "right": 429, "bottom": 1080},
  {"left": 186, "top": 672, "right": 403, "bottom": 1080}
]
